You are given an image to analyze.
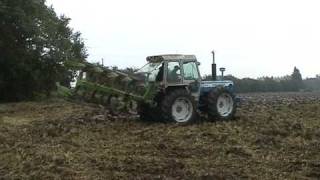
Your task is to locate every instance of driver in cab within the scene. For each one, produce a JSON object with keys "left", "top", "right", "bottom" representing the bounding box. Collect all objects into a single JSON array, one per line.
[{"left": 168, "top": 65, "right": 181, "bottom": 82}]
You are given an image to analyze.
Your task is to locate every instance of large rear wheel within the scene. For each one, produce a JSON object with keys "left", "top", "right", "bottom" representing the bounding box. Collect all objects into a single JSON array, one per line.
[{"left": 161, "top": 89, "right": 197, "bottom": 124}]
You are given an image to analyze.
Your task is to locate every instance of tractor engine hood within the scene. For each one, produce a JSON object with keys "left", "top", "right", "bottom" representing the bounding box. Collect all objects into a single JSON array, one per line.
[{"left": 200, "top": 80, "right": 234, "bottom": 93}]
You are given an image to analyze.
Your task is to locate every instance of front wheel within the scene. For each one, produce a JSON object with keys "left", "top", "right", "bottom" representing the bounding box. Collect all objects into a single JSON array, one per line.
[
  {"left": 161, "top": 89, "right": 197, "bottom": 124},
  {"left": 208, "top": 87, "right": 236, "bottom": 121}
]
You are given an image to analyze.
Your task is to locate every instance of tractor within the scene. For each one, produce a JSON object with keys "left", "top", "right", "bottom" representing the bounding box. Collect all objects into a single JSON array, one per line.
[
  {"left": 135, "top": 51, "right": 237, "bottom": 123},
  {"left": 61, "top": 51, "right": 238, "bottom": 124}
]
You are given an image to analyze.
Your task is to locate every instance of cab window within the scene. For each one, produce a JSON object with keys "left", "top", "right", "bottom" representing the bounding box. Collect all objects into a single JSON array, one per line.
[
  {"left": 183, "top": 62, "right": 199, "bottom": 80},
  {"left": 167, "top": 62, "right": 181, "bottom": 83}
]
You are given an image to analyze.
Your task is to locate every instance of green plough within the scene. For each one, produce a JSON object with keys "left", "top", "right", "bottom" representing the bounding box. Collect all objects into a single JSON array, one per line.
[{"left": 58, "top": 61, "right": 158, "bottom": 114}]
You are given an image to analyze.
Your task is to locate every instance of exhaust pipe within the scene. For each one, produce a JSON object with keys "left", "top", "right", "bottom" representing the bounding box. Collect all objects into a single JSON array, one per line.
[{"left": 211, "top": 50, "right": 217, "bottom": 81}]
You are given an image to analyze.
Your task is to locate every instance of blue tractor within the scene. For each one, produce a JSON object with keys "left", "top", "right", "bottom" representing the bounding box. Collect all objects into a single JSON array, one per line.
[{"left": 136, "top": 51, "right": 238, "bottom": 123}]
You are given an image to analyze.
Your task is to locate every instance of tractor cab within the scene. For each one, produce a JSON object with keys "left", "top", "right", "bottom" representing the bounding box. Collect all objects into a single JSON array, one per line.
[{"left": 138, "top": 54, "right": 202, "bottom": 100}]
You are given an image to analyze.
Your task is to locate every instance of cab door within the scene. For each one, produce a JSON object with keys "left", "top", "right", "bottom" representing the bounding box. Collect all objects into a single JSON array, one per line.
[{"left": 182, "top": 61, "right": 201, "bottom": 100}]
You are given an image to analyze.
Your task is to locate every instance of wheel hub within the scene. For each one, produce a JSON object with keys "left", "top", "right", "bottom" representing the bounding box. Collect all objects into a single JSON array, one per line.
[
  {"left": 176, "top": 106, "right": 183, "bottom": 113},
  {"left": 171, "top": 97, "right": 193, "bottom": 123},
  {"left": 217, "top": 93, "right": 234, "bottom": 117},
  {"left": 219, "top": 102, "right": 224, "bottom": 108}
]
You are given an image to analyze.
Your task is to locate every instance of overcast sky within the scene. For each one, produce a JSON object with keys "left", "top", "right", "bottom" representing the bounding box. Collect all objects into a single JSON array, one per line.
[{"left": 46, "top": 0, "right": 320, "bottom": 78}]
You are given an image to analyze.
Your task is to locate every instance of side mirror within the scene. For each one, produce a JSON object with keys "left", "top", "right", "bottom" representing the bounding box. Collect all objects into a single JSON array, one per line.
[{"left": 197, "top": 62, "right": 201, "bottom": 66}]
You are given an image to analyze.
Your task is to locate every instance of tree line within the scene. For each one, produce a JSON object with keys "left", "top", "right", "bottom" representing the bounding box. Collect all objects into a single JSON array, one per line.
[
  {"left": 0, "top": 0, "right": 87, "bottom": 102},
  {"left": 204, "top": 67, "right": 320, "bottom": 93}
]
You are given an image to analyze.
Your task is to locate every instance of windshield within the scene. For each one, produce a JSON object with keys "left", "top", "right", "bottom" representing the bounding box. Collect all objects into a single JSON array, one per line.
[{"left": 137, "top": 62, "right": 162, "bottom": 82}]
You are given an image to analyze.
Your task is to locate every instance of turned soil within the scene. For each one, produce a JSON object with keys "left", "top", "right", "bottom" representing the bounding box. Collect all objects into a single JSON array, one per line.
[{"left": 1, "top": 92, "right": 320, "bottom": 179}]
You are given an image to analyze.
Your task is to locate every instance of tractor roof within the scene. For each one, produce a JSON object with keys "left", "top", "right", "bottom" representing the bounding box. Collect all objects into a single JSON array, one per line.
[{"left": 146, "top": 54, "right": 197, "bottom": 63}]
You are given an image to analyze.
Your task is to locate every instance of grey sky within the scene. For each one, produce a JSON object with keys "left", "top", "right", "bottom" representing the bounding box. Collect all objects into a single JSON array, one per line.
[{"left": 46, "top": 0, "right": 320, "bottom": 78}]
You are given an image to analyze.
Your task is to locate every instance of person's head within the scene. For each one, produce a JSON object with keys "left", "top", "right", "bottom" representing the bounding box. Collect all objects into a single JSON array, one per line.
[{"left": 174, "top": 65, "right": 180, "bottom": 71}]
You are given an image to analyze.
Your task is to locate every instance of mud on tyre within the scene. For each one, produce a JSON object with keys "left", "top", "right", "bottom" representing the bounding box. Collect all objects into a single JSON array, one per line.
[{"left": 137, "top": 102, "right": 162, "bottom": 122}]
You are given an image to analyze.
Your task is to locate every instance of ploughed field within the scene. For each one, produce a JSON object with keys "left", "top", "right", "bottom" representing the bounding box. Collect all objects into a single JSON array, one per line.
[{"left": 1, "top": 92, "right": 320, "bottom": 179}]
